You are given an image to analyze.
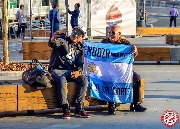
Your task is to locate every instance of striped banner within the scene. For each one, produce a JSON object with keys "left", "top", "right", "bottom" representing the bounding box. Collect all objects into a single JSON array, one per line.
[{"left": 84, "top": 41, "right": 134, "bottom": 103}]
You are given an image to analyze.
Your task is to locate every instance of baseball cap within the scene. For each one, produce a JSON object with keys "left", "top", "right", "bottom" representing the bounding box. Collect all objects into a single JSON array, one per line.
[{"left": 74, "top": 25, "right": 86, "bottom": 35}]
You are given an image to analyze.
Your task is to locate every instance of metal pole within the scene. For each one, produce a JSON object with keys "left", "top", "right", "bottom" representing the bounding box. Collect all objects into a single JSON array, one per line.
[
  {"left": 65, "top": 0, "right": 69, "bottom": 36},
  {"left": 2, "top": 0, "right": 9, "bottom": 65},
  {"left": 87, "top": 0, "right": 91, "bottom": 37},
  {"left": 30, "top": 0, "right": 32, "bottom": 41},
  {"left": 143, "top": 0, "right": 146, "bottom": 20}
]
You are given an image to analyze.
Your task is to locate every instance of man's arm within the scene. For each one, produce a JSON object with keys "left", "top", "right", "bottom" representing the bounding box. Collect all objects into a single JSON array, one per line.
[
  {"left": 57, "top": 11, "right": 61, "bottom": 23},
  {"left": 176, "top": 9, "right": 179, "bottom": 16},
  {"left": 71, "top": 52, "right": 83, "bottom": 79},
  {"left": 48, "top": 10, "right": 51, "bottom": 21},
  {"left": 68, "top": 9, "right": 78, "bottom": 16},
  {"left": 75, "top": 51, "right": 84, "bottom": 71},
  {"left": 16, "top": 10, "right": 20, "bottom": 20}
]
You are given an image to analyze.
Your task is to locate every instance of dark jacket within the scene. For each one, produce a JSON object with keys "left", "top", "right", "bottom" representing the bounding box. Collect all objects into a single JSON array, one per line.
[
  {"left": 101, "top": 38, "right": 138, "bottom": 57},
  {"left": 48, "top": 36, "right": 84, "bottom": 71},
  {"left": 49, "top": 9, "right": 60, "bottom": 24},
  {"left": 68, "top": 8, "right": 80, "bottom": 26}
]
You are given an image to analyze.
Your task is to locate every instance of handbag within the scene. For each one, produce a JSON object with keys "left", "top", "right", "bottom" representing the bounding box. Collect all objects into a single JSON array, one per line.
[{"left": 22, "top": 59, "right": 53, "bottom": 89}]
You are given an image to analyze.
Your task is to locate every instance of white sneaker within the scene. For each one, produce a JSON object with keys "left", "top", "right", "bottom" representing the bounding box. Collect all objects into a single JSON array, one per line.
[{"left": 19, "top": 39, "right": 22, "bottom": 42}]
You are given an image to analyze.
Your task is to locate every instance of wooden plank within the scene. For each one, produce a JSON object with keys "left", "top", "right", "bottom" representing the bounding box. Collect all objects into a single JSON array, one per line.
[
  {"left": 17, "top": 83, "right": 59, "bottom": 111},
  {"left": 22, "top": 41, "right": 52, "bottom": 60},
  {"left": 137, "top": 28, "right": 180, "bottom": 35},
  {"left": 135, "top": 47, "right": 171, "bottom": 61},
  {"left": 140, "top": 79, "right": 144, "bottom": 103},
  {"left": 0, "top": 85, "right": 17, "bottom": 112}
]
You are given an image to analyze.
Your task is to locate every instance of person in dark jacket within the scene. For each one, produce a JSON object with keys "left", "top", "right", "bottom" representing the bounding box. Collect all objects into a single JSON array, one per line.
[
  {"left": 48, "top": 25, "right": 90, "bottom": 119},
  {"left": 101, "top": 25, "right": 147, "bottom": 115},
  {"left": 68, "top": 3, "right": 80, "bottom": 28},
  {"left": 48, "top": 4, "right": 61, "bottom": 38}
]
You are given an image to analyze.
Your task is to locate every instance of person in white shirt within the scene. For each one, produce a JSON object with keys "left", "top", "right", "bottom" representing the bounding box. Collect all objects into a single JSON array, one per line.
[{"left": 16, "top": 4, "right": 27, "bottom": 41}]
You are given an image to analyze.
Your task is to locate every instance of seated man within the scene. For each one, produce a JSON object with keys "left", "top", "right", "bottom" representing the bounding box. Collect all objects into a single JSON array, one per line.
[
  {"left": 101, "top": 25, "right": 147, "bottom": 115},
  {"left": 48, "top": 25, "right": 90, "bottom": 119}
]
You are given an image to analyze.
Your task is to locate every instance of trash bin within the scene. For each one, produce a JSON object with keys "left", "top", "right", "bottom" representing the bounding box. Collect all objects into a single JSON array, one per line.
[{"left": 137, "top": 20, "right": 145, "bottom": 27}]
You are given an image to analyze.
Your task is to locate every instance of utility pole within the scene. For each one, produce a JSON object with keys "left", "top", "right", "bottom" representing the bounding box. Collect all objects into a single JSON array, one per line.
[{"left": 2, "top": 0, "right": 9, "bottom": 65}]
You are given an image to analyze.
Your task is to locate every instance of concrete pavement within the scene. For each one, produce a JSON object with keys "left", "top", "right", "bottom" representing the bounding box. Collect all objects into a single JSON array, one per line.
[
  {"left": 0, "top": 36, "right": 180, "bottom": 129},
  {"left": 0, "top": 64, "right": 180, "bottom": 129}
]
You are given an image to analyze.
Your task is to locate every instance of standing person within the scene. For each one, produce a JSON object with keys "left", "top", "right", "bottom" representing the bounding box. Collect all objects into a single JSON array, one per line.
[
  {"left": 16, "top": 4, "right": 27, "bottom": 41},
  {"left": 169, "top": 5, "right": 179, "bottom": 27},
  {"left": 48, "top": 4, "right": 61, "bottom": 38},
  {"left": 68, "top": 3, "right": 80, "bottom": 29},
  {"left": 48, "top": 25, "right": 90, "bottom": 119},
  {"left": 101, "top": 25, "right": 147, "bottom": 115},
  {"left": 137, "top": 9, "right": 144, "bottom": 20}
]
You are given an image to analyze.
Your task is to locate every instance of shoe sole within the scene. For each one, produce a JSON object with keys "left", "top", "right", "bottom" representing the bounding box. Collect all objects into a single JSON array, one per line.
[
  {"left": 62, "top": 116, "right": 71, "bottom": 119},
  {"left": 74, "top": 114, "right": 90, "bottom": 118}
]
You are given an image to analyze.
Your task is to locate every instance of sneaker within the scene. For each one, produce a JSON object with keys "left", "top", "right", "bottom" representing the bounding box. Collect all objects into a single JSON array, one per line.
[
  {"left": 108, "top": 102, "right": 116, "bottom": 115},
  {"left": 74, "top": 109, "right": 90, "bottom": 118},
  {"left": 130, "top": 103, "right": 147, "bottom": 112},
  {"left": 62, "top": 104, "right": 71, "bottom": 119}
]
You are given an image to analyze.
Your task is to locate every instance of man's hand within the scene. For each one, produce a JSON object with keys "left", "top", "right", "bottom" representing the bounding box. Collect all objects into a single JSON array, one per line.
[
  {"left": 50, "top": 31, "right": 61, "bottom": 42},
  {"left": 71, "top": 71, "right": 81, "bottom": 79},
  {"left": 133, "top": 45, "right": 137, "bottom": 53}
]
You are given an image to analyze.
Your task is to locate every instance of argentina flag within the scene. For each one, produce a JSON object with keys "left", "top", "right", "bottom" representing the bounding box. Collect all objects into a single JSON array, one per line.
[{"left": 84, "top": 41, "right": 134, "bottom": 103}]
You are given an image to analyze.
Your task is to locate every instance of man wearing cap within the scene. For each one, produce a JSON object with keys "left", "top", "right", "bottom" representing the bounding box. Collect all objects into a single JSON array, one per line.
[
  {"left": 48, "top": 25, "right": 90, "bottom": 119},
  {"left": 101, "top": 25, "right": 147, "bottom": 115}
]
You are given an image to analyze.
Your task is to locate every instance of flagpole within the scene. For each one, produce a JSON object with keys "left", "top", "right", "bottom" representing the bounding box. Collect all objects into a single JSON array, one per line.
[{"left": 65, "top": 0, "right": 69, "bottom": 36}]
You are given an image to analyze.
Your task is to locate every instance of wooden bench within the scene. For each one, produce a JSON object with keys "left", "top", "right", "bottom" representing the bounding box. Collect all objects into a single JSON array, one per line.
[
  {"left": 135, "top": 47, "right": 171, "bottom": 63},
  {"left": 137, "top": 28, "right": 180, "bottom": 35},
  {"left": 27, "top": 29, "right": 66, "bottom": 37},
  {"left": 0, "top": 79, "right": 144, "bottom": 112},
  {"left": 22, "top": 41, "right": 172, "bottom": 63}
]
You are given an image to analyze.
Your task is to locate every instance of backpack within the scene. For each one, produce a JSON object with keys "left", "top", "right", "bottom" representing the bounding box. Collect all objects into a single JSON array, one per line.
[{"left": 22, "top": 59, "right": 53, "bottom": 89}]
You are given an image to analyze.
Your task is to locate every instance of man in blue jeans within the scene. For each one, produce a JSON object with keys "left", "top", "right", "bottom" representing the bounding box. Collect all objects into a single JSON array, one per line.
[
  {"left": 102, "top": 25, "right": 147, "bottom": 115},
  {"left": 169, "top": 5, "right": 179, "bottom": 27},
  {"left": 48, "top": 4, "right": 61, "bottom": 38},
  {"left": 68, "top": 3, "right": 80, "bottom": 28},
  {"left": 48, "top": 26, "right": 90, "bottom": 119}
]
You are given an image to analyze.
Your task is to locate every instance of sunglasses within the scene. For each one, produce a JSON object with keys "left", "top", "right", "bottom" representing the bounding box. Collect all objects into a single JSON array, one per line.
[
  {"left": 72, "top": 30, "right": 82, "bottom": 37},
  {"left": 109, "top": 31, "right": 120, "bottom": 35}
]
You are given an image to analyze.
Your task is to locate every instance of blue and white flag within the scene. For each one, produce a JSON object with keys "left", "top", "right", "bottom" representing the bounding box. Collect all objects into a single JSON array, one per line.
[{"left": 84, "top": 41, "right": 134, "bottom": 103}]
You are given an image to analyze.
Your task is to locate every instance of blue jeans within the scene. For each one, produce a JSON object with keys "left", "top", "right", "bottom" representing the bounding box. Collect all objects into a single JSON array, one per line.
[{"left": 50, "top": 69, "right": 88, "bottom": 106}]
